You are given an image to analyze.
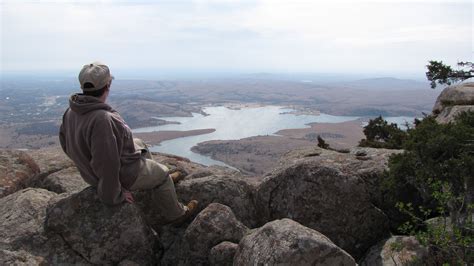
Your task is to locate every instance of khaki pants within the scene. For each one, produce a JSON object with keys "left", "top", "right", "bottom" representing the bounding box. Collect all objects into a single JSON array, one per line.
[{"left": 130, "top": 138, "right": 185, "bottom": 221}]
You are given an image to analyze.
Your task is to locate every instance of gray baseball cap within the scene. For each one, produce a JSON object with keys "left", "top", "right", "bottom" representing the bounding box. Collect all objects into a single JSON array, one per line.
[{"left": 78, "top": 62, "right": 114, "bottom": 91}]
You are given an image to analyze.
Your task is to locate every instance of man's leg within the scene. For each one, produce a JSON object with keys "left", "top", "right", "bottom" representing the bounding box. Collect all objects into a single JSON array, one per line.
[
  {"left": 130, "top": 158, "right": 186, "bottom": 221},
  {"left": 133, "top": 138, "right": 153, "bottom": 160},
  {"left": 133, "top": 137, "right": 186, "bottom": 184}
]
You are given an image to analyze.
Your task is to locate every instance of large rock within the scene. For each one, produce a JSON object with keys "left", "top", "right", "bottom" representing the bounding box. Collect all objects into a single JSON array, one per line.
[
  {"left": 280, "top": 146, "right": 399, "bottom": 184},
  {"left": 174, "top": 175, "right": 257, "bottom": 228},
  {"left": 32, "top": 166, "right": 88, "bottom": 194},
  {"left": 0, "top": 188, "right": 87, "bottom": 264},
  {"left": 360, "top": 236, "right": 429, "bottom": 266},
  {"left": 0, "top": 149, "right": 40, "bottom": 198},
  {"left": 279, "top": 146, "right": 398, "bottom": 217},
  {"left": 432, "top": 82, "right": 474, "bottom": 124},
  {"left": 209, "top": 241, "right": 238, "bottom": 266},
  {"left": 0, "top": 188, "right": 57, "bottom": 250},
  {"left": 434, "top": 105, "right": 474, "bottom": 124},
  {"left": 184, "top": 203, "right": 248, "bottom": 264},
  {"left": 234, "top": 218, "right": 356, "bottom": 265},
  {"left": 158, "top": 203, "right": 249, "bottom": 266},
  {"left": 0, "top": 249, "right": 45, "bottom": 265},
  {"left": 45, "top": 187, "right": 157, "bottom": 265},
  {"left": 176, "top": 175, "right": 258, "bottom": 227},
  {"left": 257, "top": 147, "right": 392, "bottom": 259},
  {"left": 156, "top": 224, "right": 188, "bottom": 265},
  {"left": 28, "top": 146, "right": 74, "bottom": 175}
]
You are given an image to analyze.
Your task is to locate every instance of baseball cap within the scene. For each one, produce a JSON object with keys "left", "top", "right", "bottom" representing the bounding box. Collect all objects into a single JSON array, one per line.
[{"left": 78, "top": 62, "right": 114, "bottom": 91}]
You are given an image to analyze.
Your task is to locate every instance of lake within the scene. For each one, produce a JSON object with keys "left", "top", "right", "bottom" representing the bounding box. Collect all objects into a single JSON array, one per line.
[{"left": 133, "top": 106, "right": 413, "bottom": 166}]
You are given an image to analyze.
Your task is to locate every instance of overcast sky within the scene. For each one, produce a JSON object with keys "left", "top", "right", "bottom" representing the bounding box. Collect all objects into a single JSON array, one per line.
[{"left": 1, "top": 0, "right": 472, "bottom": 78}]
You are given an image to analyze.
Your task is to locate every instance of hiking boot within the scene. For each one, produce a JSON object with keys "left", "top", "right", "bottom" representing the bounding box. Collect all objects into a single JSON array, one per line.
[
  {"left": 170, "top": 200, "right": 199, "bottom": 227},
  {"left": 169, "top": 170, "right": 186, "bottom": 183},
  {"left": 185, "top": 200, "right": 199, "bottom": 213}
]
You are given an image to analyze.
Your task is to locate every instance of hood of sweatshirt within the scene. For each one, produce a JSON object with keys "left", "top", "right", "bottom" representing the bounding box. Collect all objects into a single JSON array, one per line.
[{"left": 69, "top": 93, "right": 112, "bottom": 115}]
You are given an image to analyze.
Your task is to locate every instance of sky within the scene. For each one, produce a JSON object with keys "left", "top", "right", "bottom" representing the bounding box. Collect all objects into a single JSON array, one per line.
[{"left": 1, "top": 0, "right": 472, "bottom": 78}]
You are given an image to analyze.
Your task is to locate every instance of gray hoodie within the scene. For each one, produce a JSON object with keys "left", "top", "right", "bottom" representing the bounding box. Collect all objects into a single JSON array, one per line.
[{"left": 59, "top": 94, "right": 142, "bottom": 205}]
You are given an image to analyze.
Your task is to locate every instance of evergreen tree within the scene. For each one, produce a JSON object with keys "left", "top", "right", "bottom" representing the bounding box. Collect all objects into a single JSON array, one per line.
[
  {"left": 359, "top": 116, "right": 407, "bottom": 149},
  {"left": 426, "top": 61, "right": 473, "bottom": 88}
]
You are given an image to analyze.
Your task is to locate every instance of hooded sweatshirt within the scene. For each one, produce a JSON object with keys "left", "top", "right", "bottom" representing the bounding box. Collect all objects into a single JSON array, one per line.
[{"left": 59, "top": 94, "right": 142, "bottom": 205}]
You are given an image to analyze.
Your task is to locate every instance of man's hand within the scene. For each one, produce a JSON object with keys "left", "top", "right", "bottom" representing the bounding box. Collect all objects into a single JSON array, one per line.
[{"left": 123, "top": 189, "right": 134, "bottom": 204}]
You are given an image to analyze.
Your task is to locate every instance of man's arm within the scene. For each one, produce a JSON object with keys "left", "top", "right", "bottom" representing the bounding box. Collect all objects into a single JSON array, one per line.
[
  {"left": 90, "top": 115, "right": 125, "bottom": 205},
  {"left": 59, "top": 109, "right": 69, "bottom": 154}
]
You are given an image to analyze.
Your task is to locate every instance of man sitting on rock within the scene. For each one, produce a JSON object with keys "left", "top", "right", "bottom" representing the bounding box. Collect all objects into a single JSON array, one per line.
[{"left": 59, "top": 61, "right": 197, "bottom": 224}]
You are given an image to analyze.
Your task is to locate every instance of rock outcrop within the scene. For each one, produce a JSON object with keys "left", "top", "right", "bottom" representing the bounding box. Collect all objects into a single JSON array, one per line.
[
  {"left": 0, "top": 145, "right": 400, "bottom": 265},
  {"left": 27, "top": 147, "right": 87, "bottom": 195},
  {"left": 257, "top": 147, "right": 392, "bottom": 259},
  {"left": 360, "top": 236, "right": 429, "bottom": 266},
  {"left": 234, "top": 218, "right": 356, "bottom": 265},
  {"left": 45, "top": 187, "right": 157, "bottom": 265},
  {"left": 32, "top": 166, "right": 88, "bottom": 194},
  {"left": 28, "top": 146, "right": 74, "bottom": 175},
  {"left": 0, "top": 150, "right": 40, "bottom": 198},
  {"left": 0, "top": 188, "right": 57, "bottom": 250},
  {"left": 432, "top": 82, "right": 474, "bottom": 124},
  {"left": 280, "top": 146, "right": 400, "bottom": 207},
  {"left": 0, "top": 188, "right": 87, "bottom": 264}
]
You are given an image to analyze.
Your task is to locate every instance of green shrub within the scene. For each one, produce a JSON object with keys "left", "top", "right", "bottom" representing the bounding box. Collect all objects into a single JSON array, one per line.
[
  {"left": 385, "top": 111, "right": 474, "bottom": 264},
  {"left": 359, "top": 116, "right": 408, "bottom": 149}
]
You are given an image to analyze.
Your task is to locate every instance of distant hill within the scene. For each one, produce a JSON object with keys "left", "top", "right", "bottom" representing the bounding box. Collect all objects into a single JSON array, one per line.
[{"left": 330, "top": 77, "right": 430, "bottom": 90}]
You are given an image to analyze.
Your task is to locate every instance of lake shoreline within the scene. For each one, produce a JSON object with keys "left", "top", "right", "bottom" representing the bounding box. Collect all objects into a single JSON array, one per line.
[
  {"left": 191, "top": 120, "right": 366, "bottom": 175},
  {"left": 132, "top": 105, "right": 414, "bottom": 168}
]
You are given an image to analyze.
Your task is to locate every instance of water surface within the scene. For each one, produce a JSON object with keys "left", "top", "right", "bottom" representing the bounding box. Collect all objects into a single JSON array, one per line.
[
  {"left": 134, "top": 106, "right": 360, "bottom": 166},
  {"left": 133, "top": 106, "right": 417, "bottom": 166}
]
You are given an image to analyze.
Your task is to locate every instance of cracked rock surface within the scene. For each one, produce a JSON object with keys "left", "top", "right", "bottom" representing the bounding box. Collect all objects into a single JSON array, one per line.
[
  {"left": 0, "top": 145, "right": 405, "bottom": 264},
  {"left": 234, "top": 218, "right": 356, "bottom": 266},
  {"left": 257, "top": 147, "right": 392, "bottom": 260},
  {"left": 45, "top": 187, "right": 157, "bottom": 265},
  {"left": 0, "top": 188, "right": 87, "bottom": 264}
]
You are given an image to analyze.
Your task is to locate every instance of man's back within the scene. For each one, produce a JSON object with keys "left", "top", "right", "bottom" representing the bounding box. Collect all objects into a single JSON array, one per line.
[
  {"left": 60, "top": 94, "right": 141, "bottom": 204},
  {"left": 58, "top": 62, "right": 196, "bottom": 223}
]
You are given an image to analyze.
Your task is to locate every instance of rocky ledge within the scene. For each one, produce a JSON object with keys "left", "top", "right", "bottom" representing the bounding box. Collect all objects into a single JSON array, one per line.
[
  {"left": 432, "top": 82, "right": 474, "bottom": 124},
  {"left": 0, "top": 145, "right": 427, "bottom": 265}
]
